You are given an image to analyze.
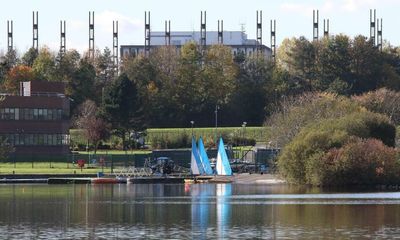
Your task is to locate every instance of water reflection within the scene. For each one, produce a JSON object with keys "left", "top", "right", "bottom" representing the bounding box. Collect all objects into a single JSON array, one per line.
[
  {"left": 190, "top": 184, "right": 213, "bottom": 239},
  {"left": 1, "top": 184, "right": 400, "bottom": 239},
  {"left": 216, "top": 184, "right": 231, "bottom": 239}
]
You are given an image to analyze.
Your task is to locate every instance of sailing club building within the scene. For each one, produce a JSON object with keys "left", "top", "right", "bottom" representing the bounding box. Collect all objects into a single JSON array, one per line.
[{"left": 0, "top": 81, "right": 70, "bottom": 155}]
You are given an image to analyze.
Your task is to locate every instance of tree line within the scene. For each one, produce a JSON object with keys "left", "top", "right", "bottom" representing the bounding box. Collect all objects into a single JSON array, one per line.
[{"left": 1, "top": 34, "right": 400, "bottom": 130}]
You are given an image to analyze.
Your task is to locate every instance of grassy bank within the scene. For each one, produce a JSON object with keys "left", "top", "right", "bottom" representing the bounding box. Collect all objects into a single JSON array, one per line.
[
  {"left": 70, "top": 126, "right": 268, "bottom": 150},
  {"left": 0, "top": 162, "right": 112, "bottom": 174}
]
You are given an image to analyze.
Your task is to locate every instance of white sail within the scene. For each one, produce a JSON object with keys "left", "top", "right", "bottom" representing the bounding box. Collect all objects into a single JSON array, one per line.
[
  {"left": 198, "top": 137, "right": 213, "bottom": 175},
  {"left": 191, "top": 137, "right": 205, "bottom": 175},
  {"left": 215, "top": 138, "right": 232, "bottom": 175}
]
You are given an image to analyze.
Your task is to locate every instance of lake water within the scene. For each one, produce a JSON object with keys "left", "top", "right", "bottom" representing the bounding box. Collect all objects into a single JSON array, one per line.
[{"left": 1, "top": 183, "right": 400, "bottom": 239}]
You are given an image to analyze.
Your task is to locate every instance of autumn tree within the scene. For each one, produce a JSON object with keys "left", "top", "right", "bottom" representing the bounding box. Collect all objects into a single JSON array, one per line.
[
  {"left": 353, "top": 88, "right": 400, "bottom": 125},
  {"left": 2, "top": 65, "right": 36, "bottom": 94},
  {"left": 0, "top": 50, "right": 19, "bottom": 86},
  {"left": 76, "top": 100, "right": 110, "bottom": 153}
]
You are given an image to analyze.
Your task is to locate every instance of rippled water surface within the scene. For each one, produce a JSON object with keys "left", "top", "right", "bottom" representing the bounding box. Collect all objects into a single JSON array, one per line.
[{"left": 1, "top": 183, "right": 400, "bottom": 239}]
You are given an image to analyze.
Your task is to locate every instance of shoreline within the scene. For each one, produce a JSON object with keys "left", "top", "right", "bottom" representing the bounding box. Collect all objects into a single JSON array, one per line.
[{"left": 0, "top": 173, "right": 286, "bottom": 185}]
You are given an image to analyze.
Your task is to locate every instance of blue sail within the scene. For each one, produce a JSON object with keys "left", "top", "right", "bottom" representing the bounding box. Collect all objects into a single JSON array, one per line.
[
  {"left": 191, "top": 137, "right": 205, "bottom": 175},
  {"left": 198, "top": 137, "right": 213, "bottom": 175},
  {"left": 215, "top": 138, "right": 232, "bottom": 175}
]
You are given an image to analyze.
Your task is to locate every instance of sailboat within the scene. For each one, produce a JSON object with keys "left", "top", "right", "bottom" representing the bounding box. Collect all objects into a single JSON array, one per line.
[
  {"left": 191, "top": 137, "right": 205, "bottom": 175},
  {"left": 198, "top": 137, "right": 213, "bottom": 175},
  {"left": 215, "top": 138, "right": 233, "bottom": 176}
]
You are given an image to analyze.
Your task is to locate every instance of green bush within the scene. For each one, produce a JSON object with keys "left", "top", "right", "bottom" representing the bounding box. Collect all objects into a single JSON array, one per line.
[
  {"left": 230, "top": 137, "right": 256, "bottom": 146},
  {"left": 266, "top": 92, "right": 361, "bottom": 147},
  {"left": 150, "top": 131, "right": 191, "bottom": 149},
  {"left": 278, "top": 110, "right": 397, "bottom": 185}
]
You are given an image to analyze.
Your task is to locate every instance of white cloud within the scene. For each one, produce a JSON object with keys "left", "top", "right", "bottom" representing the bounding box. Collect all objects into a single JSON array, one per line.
[
  {"left": 280, "top": 1, "right": 336, "bottom": 16},
  {"left": 280, "top": 2, "right": 314, "bottom": 16},
  {"left": 95, "top": 10, "right": 142, "bottom": 35},
  {"left": 341, "top": 0, "right": 377, "bottom": 12},
  {"left": 340, "top": 0, "right": 400, "bottom": 12}
]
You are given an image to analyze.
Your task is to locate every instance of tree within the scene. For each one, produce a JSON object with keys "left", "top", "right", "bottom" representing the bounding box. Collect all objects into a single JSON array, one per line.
[
  {"left": 0, "top": 49, "right": 19, "bottom": 86},
  {"left": 353, "top": 88, "right": 400, "bottom": 125},
  {"left": 147, "top": 46, "right": 180, "bottom": 127},
  {"left": 350, "top": 35, "right": 382, "bottom": 93},
  {"left": 76, "top": 100, "right": 110, "bottom": 154},
  {"left": 228, "top": 56, "right": 272, "bottom": 125},
  {"left": 22, "top": 47, "right": 38, "bottom": 67},
  {"left": 94, "top": 47, "right": 116, "bottom": 90},
  {"left": 316, "top": 35, "right": 352, "bottom": 94},
  {"left": 54, "top": 49, "right": 81, "bottom": 83},
  {"left": 202, "top": 44, "right": 238, "bottom": 106},
  {"left": 32, "top": 47, "right": 56, "bottom": 81},
  {"left": 2, "top": 65, "right": 36, "bottom": 94},
  {"left": 284, "top": 37, "right": 317, "bottom": 91},
  {"left": 101, "top": 73, "right": 145, "bottom": 150},
  {"left": 0, "top": 137, "right": 14, "bottom": 161},
  {"left": 66, "top": 58, "right": 97, "bottom": 111},
  {"left": 122, "top": 55, "right": 159, "bottom": 125}
]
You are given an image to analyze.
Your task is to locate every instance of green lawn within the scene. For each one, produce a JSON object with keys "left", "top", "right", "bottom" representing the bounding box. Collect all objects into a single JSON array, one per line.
[
  {"left": 70, "top": 126, "right": 268, "bottom": 151},
  {"left": 0, "top": 162, "right": 112, "bottom": 174}
]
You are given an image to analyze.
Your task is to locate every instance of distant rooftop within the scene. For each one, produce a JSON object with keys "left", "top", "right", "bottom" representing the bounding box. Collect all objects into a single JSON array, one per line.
[{"left": 147, "top": 30, "right": 258, "bottom": 46}]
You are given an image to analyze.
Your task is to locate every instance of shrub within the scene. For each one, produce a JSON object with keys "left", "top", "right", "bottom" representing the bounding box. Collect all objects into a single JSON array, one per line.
[
  {"left": 0, "top": 137, "right": 14, "bottom": 160},
  {"left": 231, "top": 136, "right": 256, "bottom": 147},
  {"left": 150, "top": 131, "right": 191, "bottom": 149},
  {"left": 323, "top": 138, "right": 399, "bottom": 185},
  {"left": 278, "top": 110, "right": 397, "bottom": 185},
  {"left": 266, "top": 92, "right": 361, "bottom": 147},
  {"left": 353, "top": 88, "right": 400, "bottom": 125}
]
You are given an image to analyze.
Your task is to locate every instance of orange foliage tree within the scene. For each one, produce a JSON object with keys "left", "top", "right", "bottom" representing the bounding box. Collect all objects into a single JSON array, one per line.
[{"left": 2, "top": 65, "right": 36, "bottom": 94}]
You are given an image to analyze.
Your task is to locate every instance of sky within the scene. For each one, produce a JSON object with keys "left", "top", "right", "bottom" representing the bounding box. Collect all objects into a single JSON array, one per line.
[{"left": 0, "top": 0, "right": 399, "bottom": 55}]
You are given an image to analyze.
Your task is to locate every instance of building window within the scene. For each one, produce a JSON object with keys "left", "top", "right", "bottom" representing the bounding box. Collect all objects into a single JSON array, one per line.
[
  {"left": 1, "top": 133, "right": 70, "bottom": 146},
  {"left": 0, "top": 108, "right": 65, "bottom": 121}
]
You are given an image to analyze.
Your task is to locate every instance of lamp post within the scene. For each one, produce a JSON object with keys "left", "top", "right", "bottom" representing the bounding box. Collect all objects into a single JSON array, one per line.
[
  {"left": 241, "top": 122, "right": 247, "bottom": 160},
  {"left": 242, "top": 122, "right": 247, "bottom": 140},
  {"left": 215, "top": 105, "right": 220, "bottom": 145},
  {"left": 190, "top": 120, "right": 194, "bottom": 136}
]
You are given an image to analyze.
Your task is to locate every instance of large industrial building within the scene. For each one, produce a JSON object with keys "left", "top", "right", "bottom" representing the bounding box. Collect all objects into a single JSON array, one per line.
[
  {"left": 120, "top": 30, "right": 271, "bottom": 59},
  {"left": 0, "top": 81, "right": 70, "bottom": 155}
]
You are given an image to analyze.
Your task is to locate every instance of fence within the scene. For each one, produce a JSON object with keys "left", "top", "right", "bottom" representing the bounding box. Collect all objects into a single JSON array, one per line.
[
  {"left": 3, "top": 153, "right": 150, "bottom": 170},
  {"left": 3, "top": 147, "right": 279, "bottom": 173}
]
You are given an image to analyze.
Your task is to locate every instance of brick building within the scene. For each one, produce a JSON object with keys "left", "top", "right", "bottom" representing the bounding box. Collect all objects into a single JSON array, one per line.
[{"left": 0, "top": 81, "right": 70, "bottom": 155}]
